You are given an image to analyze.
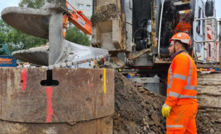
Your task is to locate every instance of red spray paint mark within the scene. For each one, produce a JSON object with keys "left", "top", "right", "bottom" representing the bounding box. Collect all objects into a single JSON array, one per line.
[
  {"left": 21, "top": 68, "right": 27, "bottom": 90},
  {"left": 46, "top": 87, "right": 53, "bottom": 122},
  {"left": 90, "top": 84, "right": 94, "bottom": 88}
]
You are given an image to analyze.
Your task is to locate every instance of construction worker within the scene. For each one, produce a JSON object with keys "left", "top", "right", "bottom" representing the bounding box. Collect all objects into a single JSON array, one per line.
[
  {"left": 162, "top": 32, "right": 198, "bottom": 134},
  {"left": 173, "top": 12, "right": 192, "bottom": 35}
]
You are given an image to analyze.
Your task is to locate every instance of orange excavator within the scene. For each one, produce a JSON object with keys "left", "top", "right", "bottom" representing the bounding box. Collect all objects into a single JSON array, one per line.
[{"left": 62, "top": 1, "right": 91, "bottom": 37}]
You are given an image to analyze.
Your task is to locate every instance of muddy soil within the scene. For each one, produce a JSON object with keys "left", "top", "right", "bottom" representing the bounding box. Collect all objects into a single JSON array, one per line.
[
  {"left": 91, "top": 4, "right": 117, "bottom": 26},
  {"left": 114, "top": 73, "right": 221, "bottom": 134}
]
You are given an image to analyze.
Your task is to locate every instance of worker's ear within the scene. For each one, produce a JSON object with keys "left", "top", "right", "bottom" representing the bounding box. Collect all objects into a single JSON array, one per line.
[
  {"left": 174, "top": 42, "right": 180, "bottom": 50},
  {"left": 174, "top": 41, "right": 177, "bottom": 47}
]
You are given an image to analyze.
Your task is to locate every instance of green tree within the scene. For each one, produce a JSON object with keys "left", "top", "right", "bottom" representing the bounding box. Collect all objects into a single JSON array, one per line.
[
  {"left": 5, "top": 29, "right": 47, "bottom": 52},
  {"left": 0, "top": 19, "right": 9, "bottom": 44},
  {"left": 66, "top": 26, "right": 90, "bottom": 46},
  {"left": 19, "top": 0, "right": 45, "bottom": 9}
]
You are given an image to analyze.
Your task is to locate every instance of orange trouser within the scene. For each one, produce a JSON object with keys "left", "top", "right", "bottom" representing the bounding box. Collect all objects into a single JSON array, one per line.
[{"left": 166, "top": 103, "right": 198, "bottom": 134}]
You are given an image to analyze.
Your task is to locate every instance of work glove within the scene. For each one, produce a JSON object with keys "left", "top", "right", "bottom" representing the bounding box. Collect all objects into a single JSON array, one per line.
[{"left": 162, "top": 103, "right": 172, "bottom": 117}]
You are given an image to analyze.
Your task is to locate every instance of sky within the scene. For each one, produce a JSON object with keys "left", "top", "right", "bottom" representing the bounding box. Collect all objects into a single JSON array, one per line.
[
  {"left": 0, "top": 0, "right": 221, "bottom": 20},
  {"left": 0, "top": 0, "right": 20, "bottom": 13}
]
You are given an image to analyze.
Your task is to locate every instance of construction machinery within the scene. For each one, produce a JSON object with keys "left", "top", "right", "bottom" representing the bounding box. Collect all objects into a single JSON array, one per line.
[
  {"left": 92, "top": 0, "right": 220, "bottom": 86},
  {"left": 5, "top": 0, "right": 219, "bottom": 70},
  {"left": 91, "top": 0, "right": 221, "bottom": 124},
  {"left": 0, "top": 43, "right": 17, "bottom": 67},
  {"left": 0, "top": 44, "right": 11, "bottom": 56},
  {"left": 91, "top": 0, "right": 221, "bottom": 98},
  {"left": 91, "top": 0, "right": 219, "bottom": 69},
  {"left": 2, "top": 0, "right": 108, "bottom": 68}
]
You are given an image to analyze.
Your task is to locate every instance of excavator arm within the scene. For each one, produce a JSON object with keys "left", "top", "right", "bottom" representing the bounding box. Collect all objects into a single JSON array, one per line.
[{"left": 62, "top": 1, "right": 92, "bottom": 37}]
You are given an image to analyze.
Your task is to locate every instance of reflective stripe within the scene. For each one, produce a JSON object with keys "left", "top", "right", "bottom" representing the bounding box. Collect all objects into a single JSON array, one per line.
[
  {"left": 169, "top": 91, "right": 197, "bottom": 99},
  {"left": 173, "top": 74, "right": 187, "bottom": 80},
  {"left": 169, "top": 91, "right": 180, "bottom": 98},
  {"left": 167, "top": 125, "right": 183, "bottom": 128},
  {"left": 179, "top": 95, "right": 197, "bottom": 99},
  {"left": 167, "top": 84, "right": 171, "bottom": 89},
  {"left": 181, "top": 53, "right": 192, "bottom": 86},
  {"left": 169, "top": 66, "right": 173, "bottom": 83},
  {"left": 167, "top": 66, "right": 173, "bottom": 89},
  {"left": 184, "top": 85, "right": 197, "bottom": 90},
  {"left": 181, "top": 39, "right": 190, "bottom": 44}
]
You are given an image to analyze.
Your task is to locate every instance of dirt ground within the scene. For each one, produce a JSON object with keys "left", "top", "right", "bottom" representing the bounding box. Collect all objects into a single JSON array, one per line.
[{"left": 113, "top": 72, "right": 221, "bottom": 134}]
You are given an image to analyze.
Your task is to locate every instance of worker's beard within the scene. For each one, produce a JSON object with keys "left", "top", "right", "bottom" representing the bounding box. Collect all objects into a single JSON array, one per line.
[
  {"left": 169, "top": 46, "right": 176, "bottom": 56},
  {"left": 169, "top": 50, "right": 175, "bottom": 56}
]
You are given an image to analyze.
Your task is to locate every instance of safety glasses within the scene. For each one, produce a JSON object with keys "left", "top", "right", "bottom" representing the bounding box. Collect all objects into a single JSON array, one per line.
[{"left": 169, "top": 44, "right": 174, "bottom": 47}]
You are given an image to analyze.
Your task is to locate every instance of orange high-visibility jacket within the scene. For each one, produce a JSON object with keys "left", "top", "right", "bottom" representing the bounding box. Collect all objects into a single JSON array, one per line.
[
  {"left": 174, "top": 21, "right": 192, "bottom": 34},
  {"left": 166, "top": 52, "right": 198, "bottom": 107}
]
